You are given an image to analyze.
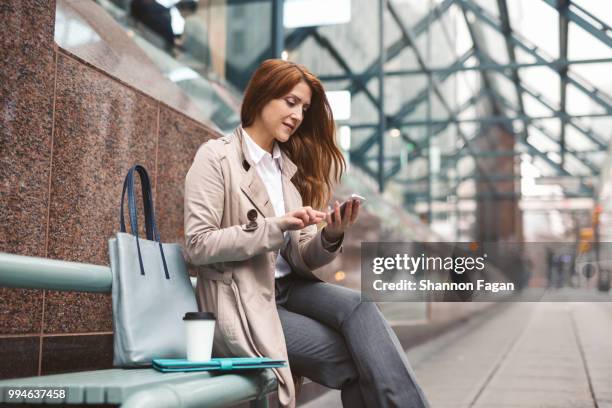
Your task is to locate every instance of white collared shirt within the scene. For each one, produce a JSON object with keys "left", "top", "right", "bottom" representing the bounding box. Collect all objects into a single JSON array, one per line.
[{"left": 243, "top": 128, "right": 293, "bottom": 278}]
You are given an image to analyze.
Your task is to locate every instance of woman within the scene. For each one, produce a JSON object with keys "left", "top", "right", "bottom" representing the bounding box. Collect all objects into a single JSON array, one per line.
[{"left": 184, "top": 59, "right": 429, "bottom": 408}]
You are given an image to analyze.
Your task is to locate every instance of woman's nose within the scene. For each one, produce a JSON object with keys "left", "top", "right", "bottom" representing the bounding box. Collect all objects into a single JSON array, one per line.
[{"left": 291, "top": 109, "right": 302, "bottom": 123}]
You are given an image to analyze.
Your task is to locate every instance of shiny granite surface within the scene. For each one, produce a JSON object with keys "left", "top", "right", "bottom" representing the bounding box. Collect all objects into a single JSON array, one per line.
[{"left": 1, "top": 0, "right": 223, "bottom": 376}]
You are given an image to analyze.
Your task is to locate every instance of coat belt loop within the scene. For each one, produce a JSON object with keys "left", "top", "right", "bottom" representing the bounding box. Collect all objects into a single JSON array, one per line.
[
  {"left": 222, "top": 270, "right": 233, "bottom": 285},
  {"left": 199, "top": 269, "right": 233, "bottom": 284}
]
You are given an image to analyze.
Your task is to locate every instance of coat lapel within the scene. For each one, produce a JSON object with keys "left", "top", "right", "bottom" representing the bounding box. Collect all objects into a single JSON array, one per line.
[
  {"left": 234, "top": 126, "right": 300, "bottom": 220},
  {"left": 240, "top": 168, "right": 276, "bottom": 218},
  {"left": 235, "top": 127, "right": 276, "bottom": 218}
]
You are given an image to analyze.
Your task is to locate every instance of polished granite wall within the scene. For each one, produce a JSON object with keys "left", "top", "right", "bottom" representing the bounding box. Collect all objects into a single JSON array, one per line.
[{"left": 0, "top": 0, "right": 215, "bottom": 380}]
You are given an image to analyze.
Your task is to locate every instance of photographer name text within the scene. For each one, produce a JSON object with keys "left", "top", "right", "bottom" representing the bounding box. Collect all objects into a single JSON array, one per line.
[{"left": 372, "top": 279, "right": 514, "bottom": 293}]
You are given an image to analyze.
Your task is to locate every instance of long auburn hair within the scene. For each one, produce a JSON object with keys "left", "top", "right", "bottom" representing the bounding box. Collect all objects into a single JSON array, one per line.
[{"left": 241, "top": 59, "right": 346, "bottom": 211}]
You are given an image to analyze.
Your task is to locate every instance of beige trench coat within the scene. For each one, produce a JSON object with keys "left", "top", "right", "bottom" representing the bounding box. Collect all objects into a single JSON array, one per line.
[{"left": 184, "top": 126, "right": 343, "bottom": 408}]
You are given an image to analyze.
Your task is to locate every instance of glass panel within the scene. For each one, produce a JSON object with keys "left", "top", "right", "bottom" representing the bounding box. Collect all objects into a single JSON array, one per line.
[
  {"left": 457, "top": 104, "right": 478, "bottom": 121},
  {"left": 385, "top": 44, "right": 420, "bottom": 73},
  {"left": 566, "top": 83, "right": 607, "bottom": 115},
  {"left": 523, "top": 91, "right": 555, "bottom": 117},
  {"left": 458, "top": 121, "right": 478, "bottom": 140},
  {"left": 582, "top": 116, "right": 612, "bottom": 144},
  {"left": 284, "top": 0, "right": 351, "bottom": 28},
  {"left": 324, "top": 79, "right": 352, "bottom": 92},
  {"left": 488, "top": 71, "right": 518, "bottom": 107},
  {"left": 512, "top": 121, "right": 525, "bottom": 136},
  {"left": 414, "top": 19, "right": 458, "bottom": 68},
  {"left": 474, "top": 0, "right": 499, "bottom": 19},
  {"left": 398, "top": 125, "right": 422, "bottom": 147},
  {"left": 430, "top": 90, "right": 451, "bottom": 120},
  {"left": 587, "top": 151, "right": 607, "bottom": 168},
  {"left": 531, "top": 156, "right": 558, "bottom": 177},
  {"left": 569, "top": 63, "right": 612, "bottom": 100},
  {"left": 535, "top": 118, "right": 561, "bottom": 140},
  {"left": 514, "top": 46, "right": 537, "bottom": 64},
  {"left": 291, "top": 35, "right": 353, "bottom": 77},
  {"left": 350, "top": 89, "right": 379, "bottom": 125},
  {"left": 349, "top": 127, "right": 376, "bottom": 153},
  {"left": 452, "top": 4, "right": 474, "bottom": 58},
  {"left": 474, "top": 22, "right": 510, "bottom": 65},
  {"left": 520, "top": 66, "right": 560, "bottom": 111},
  {"left": 568, "top": 21, "right": 612, "bottom": 60},
  {"left": 564, "top": 153, "right": 592, "bottom": 176},
  {"left": 457, "top": 156, "right": 476, "bottom": 178},
  {"left": 456, "top": 70, "right": 482, "bottom": 107},
  {"left": 383, "top": 1, "right": 404, "bottom": 50},
  {"left": 311, "top": 0, "right": 379, "bottom": 73},
  {"left": 389, "top": 0, "right": 436, "bottom": 33},
  {"left": 508, "top": 0, "right": 559, "bottom": 60},
  {"left": 435, "top": 125, "right": 456, "bottom": 156},
  {"left": 384, "top": 74, "right": 425, "bottom": 116},
  {"left": 571, "top": 0, "right": 612, "bottom": 28},
  {"left": 528, "top": 125, "right": 559, "bottom": 153},
  {"left": 565, "top": 125, "right": 602, "bottom": 151},
  {"left": 406, "top": 157, "right": 429, "bottom": 179},
  {"left": 402, "top": 90, "right": 451, "bottom": 123}
]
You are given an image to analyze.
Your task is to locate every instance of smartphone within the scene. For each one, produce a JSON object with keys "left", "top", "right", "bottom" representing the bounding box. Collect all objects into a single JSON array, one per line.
[{"left": 330, "top": 194, "right": 366, "bottom": 223}]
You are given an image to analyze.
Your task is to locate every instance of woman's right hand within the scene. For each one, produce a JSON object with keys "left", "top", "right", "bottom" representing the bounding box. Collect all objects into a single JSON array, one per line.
[{"left": 278, "top": 206, "right": 327, "bottom": 231}]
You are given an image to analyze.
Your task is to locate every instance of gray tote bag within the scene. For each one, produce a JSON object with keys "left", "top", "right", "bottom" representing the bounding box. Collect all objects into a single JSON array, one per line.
[{"left": 109, "top": 165, "right": 197, "bottom": 367}]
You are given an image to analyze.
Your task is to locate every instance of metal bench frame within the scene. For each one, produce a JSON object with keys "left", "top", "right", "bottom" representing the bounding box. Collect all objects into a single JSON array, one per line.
[{"left": 0, "top": 252, "right": 276, "bottom": 407}]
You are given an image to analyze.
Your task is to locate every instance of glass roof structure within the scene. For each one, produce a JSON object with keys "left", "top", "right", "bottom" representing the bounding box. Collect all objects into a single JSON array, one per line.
[
  {"left": 280, "top": 0, "right": 611, "bottom": 229},
  {"left": 93, "top": 0, "right": 611, "bottom": 239}
]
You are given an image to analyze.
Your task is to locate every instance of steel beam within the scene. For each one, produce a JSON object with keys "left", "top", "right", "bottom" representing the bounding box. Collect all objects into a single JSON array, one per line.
[
  {"left": 477, "top": 51, "right": 608, "bottom": 150},
  {"left": 352, "top": 111, "right": 610, "bottom": 128},
  {"left": 271, "top": 0, "right": 284, "bottom": 58},
  {"left": 379, "top": 57, "right": 612, "bottom": 77},
  {"left": 460, "top": 0, "right": 612, "bottom": 114},
  {"left": 541, "top": 0, "right": 612, "bottom": 48},
  {"left": 378, "top": 0, "right": 386, "bottom": 192},
  {"left": 558, "top": 0, "right": 569, "bottom": 167}
]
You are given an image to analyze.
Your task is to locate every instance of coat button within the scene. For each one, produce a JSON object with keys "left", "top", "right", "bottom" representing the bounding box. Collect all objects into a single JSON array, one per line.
[{"left": 243, "top": 209, "right": 258, "bottom": 231}]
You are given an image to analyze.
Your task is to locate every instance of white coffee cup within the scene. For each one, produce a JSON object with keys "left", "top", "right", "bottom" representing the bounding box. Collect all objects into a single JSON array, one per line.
[{"left": 183, "top": 312, "right": 216, "bottom": 362}]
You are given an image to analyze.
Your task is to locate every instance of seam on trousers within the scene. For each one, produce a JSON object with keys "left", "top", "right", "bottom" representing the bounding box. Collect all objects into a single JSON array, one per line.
[{"left": 339, "top": 299, "right": 369, "bottom": 332}]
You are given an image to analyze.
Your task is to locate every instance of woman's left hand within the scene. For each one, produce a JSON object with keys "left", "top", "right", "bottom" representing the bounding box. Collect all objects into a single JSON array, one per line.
[{"left": 323, "top": 199, "right": 360, "bottom": 242}]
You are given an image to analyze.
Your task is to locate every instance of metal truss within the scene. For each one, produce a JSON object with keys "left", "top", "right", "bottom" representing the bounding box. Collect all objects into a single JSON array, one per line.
[{"left": 263, "top": 0, "right": 611, "bottom": 209}]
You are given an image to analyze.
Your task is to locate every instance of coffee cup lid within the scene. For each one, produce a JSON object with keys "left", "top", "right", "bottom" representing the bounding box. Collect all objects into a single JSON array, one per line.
[{"left": 183, "top": 312, "right": 216, "bottom": 321}]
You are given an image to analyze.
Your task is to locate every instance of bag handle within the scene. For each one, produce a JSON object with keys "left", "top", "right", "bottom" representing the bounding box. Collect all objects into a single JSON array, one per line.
[
  {"left": 119, "top": 165, "right": 170, "bottom": 279},
  {"left": 120, "top": 165, "right": 156, "bottom": 240}
]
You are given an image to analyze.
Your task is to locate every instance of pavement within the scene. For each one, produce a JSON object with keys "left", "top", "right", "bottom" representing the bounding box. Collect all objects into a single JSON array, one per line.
[{"left": 300, "top": 297, "right": 612, "bottom": 408}]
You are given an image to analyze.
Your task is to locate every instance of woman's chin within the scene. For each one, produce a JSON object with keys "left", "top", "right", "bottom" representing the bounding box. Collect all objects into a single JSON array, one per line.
[{"left": 276, "top": 133, "right": 291, "bottom": 143}]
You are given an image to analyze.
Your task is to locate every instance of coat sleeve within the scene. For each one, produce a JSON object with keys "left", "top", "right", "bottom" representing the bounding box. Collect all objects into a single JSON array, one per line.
[
  {"left": 283, "top": 218, "right": 344, "bottom": 275},
  {"left": 184, "top": 142, "right": 285, "bottom": 265}
]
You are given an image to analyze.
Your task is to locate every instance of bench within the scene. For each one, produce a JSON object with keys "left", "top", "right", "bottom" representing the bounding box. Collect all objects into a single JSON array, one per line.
[{"left": 0, "top": 252, "right": 277, "bottom": 407}]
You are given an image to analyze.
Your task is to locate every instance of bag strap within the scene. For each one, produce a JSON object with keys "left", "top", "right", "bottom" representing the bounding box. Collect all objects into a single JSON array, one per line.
[
  {"left": 120, "top": 165, "right": 156, "bottom": 240},
  {"left": 119, "top": 165, "right": 170, "bottom": 279}
]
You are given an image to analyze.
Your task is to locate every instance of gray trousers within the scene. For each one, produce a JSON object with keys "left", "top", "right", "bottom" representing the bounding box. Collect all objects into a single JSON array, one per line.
[{"left": 275, "top": 273, "right": 429, "bottom": 408}]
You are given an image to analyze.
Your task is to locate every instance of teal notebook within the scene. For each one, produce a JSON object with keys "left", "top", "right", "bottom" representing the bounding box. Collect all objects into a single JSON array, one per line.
[{"left": 152, "top": 357, "right": 286, "bottom": 373}]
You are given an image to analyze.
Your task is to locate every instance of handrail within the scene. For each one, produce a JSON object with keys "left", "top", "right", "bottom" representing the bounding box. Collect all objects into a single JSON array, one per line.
[
  {"left": 0, "top": 252, "right": 112, "bottom": 292},
  {"left": 0, "top": 252, "right": 198, "bottom": 293}
]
